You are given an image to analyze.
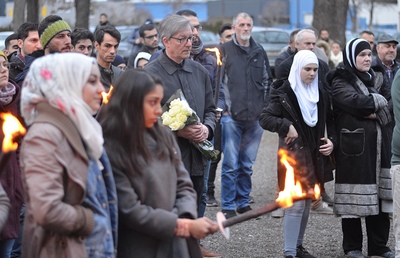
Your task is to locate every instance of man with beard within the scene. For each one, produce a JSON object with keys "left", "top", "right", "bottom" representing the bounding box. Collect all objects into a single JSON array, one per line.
[
  {"left": 8, "top": 22, "right": 42, "bottom": 82},
  {"left": 15, "top": 15, "right": 71, "bottom": 87},
  {"left": 94, "top": 26, "right": 123, "bottom": 91},
  {"left": 127, "top": 24, "right": 161, "bottom": 68},
  {"left": 219, "top": 12, "right": 272, "bottom": 219}
]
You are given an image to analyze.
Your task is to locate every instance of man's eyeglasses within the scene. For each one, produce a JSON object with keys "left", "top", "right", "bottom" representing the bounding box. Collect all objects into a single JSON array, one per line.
[
  {"left": 144, "top": 34, "right": 158, "bottom": 40},
  {"left": 193, "top": 25, "right": 203, "bottom": 31},
  {"left": 170, "top": 36, "right": 195, "bottom": 44},
  {"left": 0, "top": 62, "right": 10, "bottom": 70}
]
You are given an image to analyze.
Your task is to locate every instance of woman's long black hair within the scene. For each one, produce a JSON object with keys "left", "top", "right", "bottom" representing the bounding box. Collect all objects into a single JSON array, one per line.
[{"left": 98, "top": 69, "right": 178, "bottom": 177}]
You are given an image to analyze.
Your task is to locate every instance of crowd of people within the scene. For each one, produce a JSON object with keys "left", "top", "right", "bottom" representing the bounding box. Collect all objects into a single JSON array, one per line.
[{"left": 0, "top": 7, "right": 398, "bottom": 258}]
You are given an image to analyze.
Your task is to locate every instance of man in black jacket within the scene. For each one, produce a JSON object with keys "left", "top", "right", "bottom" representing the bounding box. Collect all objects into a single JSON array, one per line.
[
  {"left": 219, "top": 12, "right": 272, "bottom": 219},
  {"left": 94, "top": 26, "right": 123, "bottom": 92},
  {"left": 8, "top": 22, "right": 41, "bottom": 82}
]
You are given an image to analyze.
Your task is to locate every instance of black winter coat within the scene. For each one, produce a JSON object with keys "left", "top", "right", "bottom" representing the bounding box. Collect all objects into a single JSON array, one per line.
[
  {"left": 326, "top": 66, "right": 391, "bottom": 216},
  {"left": 259, "top": 79, "right": 335, "bottom": 191}
]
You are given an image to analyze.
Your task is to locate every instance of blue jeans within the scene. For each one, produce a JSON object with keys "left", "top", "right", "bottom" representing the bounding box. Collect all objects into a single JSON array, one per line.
[
  {"left": 220, "top": 115, "right": 263, "bottom": 210},
  {"left": 284, "top": 199, "right": 311, "bottom": 257},
  {"left": 0, "top": 239, "right": 16, "bottom": 258},
  {"left": 11, "top": 204, "right": 25, "bottom": 258},
  {"left": 198, "top": 161, "right": 211, "bottom": 218}
]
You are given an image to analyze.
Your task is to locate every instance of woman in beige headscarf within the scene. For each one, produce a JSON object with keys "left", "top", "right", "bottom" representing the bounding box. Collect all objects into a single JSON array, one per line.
[{"left": 20, "top": 53, "right": 118, "bottom": 258}]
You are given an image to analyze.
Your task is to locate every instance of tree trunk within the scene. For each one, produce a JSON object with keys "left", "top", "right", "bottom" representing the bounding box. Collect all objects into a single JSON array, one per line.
[
  {"left": 312, "top": 0, "right": 349, "bottom": 46},
  {"left": 27, "top": 0, "right": 39, "bottom": 23},
  {"left": 369, "top": 1, "right": 375, "bottom": 30},
  {"left": 13, "top": 0, "right": 26, "bottom": 31},
  {"left": 75, "top": 0, "right": 91, "bottom": 29},
  {"left": 350, "top": 0, "right": 358, "bottom": 33}
]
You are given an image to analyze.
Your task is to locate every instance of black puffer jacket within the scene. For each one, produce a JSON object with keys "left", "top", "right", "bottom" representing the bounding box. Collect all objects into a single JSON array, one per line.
[{"left": 8, "top": 52, "right": 25, "bottom": 82}]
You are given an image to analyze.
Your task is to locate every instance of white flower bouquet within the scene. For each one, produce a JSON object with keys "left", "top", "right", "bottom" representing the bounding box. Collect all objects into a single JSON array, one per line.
[{"left": 161, "top": 89, "right": 220, "bottom": 161}]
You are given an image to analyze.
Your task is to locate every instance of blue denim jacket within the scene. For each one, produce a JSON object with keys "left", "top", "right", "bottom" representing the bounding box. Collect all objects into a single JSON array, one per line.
[{"left": 83, "top": 150, "right": 118, "bottom": 258}]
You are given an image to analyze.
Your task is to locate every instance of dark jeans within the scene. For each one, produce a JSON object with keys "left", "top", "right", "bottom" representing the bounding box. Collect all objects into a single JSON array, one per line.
[
  {"left": 207, "top": 121, "right": 222, "bottom": 197},
  {"left": 342, "top": 209, "right": 391, "bottom": 256},
  {"left": 11, "top": 204, "right": 25, "bottom": 258},
  {"left": 190, "top": 175, "right": 204, "bottom": 216}
]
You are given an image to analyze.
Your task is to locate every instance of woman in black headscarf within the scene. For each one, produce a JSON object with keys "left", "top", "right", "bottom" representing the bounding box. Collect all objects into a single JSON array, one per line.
[{"left": 326, "top": 38, "right": 393, "bottom": 258}]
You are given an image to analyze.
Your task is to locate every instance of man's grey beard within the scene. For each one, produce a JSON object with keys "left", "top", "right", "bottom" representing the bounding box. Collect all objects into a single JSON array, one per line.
[{"left": 240, "top": 34, "right": 251, "bottom": 41}]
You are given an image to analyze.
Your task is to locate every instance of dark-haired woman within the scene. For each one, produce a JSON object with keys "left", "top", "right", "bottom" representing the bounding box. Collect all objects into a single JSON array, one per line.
[{"left": 98, "top": 69, "right": 218, "bottom": 258}]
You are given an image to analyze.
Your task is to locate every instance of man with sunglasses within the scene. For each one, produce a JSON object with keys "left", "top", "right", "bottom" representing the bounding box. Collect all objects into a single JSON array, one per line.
[
  {"left": 145, "top": 14, "right": 216, "bottom": 240},
  {"left": 127, "top": 24, "right": 161, "bottom": 68}
]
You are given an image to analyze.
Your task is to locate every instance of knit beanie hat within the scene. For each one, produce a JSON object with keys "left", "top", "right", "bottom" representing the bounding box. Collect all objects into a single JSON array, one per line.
[
  {"left": 40, "top": 20, "right": 71, "bottom": 49},
  {"left": 0, "top": 50, "right": 7, "bottom": 61}
]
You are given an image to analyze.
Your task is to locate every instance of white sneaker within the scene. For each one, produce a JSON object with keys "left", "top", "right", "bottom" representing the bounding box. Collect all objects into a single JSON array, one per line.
[
  {"left": 311, "top": 201, "right": 333, "bottom": 214},
  {"left": 271, "top": 208, "right": 284, "bottom": 218}
]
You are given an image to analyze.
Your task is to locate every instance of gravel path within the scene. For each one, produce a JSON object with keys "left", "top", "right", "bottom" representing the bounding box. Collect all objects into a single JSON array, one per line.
[{"left": 202, "top": 131, "right": 395, "bottom": 258}]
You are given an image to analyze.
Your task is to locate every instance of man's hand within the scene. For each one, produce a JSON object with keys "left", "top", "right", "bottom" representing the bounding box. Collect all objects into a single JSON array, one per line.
[{"left": 177, "top": 124, "right": 209, "bottom": 142}]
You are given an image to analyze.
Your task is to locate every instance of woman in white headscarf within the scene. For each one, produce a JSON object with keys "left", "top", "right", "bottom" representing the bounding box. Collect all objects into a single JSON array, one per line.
[
  {"left": 260, "top": 50, "right": 335, "bottom": 258},
  {"left": 19, "top": 53, "right": 118, "bottom": 258}
]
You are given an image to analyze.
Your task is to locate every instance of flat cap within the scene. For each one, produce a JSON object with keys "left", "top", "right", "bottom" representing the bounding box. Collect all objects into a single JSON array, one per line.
[{"left": 378, "top": 33, "right": 398, "bottom": 44}]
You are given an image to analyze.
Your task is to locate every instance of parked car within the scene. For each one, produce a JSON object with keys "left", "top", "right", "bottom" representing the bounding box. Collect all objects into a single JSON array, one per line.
[
  {"left": 200, "top": 30, "right": 219, "bottom": 49},
  {"left": 251, "top": 27, "right": 290, "bottom": 78},
  {"left": 391, "top": 32, "right": 400, "bottom": 62},
  {"left": 116, "top": 25, "right": 139, "bottom": 63}
]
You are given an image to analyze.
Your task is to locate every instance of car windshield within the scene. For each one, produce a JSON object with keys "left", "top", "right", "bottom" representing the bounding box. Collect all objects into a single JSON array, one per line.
[
  {"left": 200, "top": 31, "right": 218, "bottom": 42},
  {"left": 252, "top": 30, "right": 289, "bottom": 44}
]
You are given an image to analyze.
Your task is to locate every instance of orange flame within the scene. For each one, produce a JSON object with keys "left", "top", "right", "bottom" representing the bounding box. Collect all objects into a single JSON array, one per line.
[
  {"left": 275, "top": 149, "right": 320, "bottom": 208},
  {"left": 206, "top": 47, "right": 222, "bottom": 66},
  {"left": 101, "top": 85, "right": 114, "bottom": 104},
  {"left": 1, "top": 113, "right": 26, "bottom": 152}
]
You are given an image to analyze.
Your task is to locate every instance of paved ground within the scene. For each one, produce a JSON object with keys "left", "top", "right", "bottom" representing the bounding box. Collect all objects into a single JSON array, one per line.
[{"left": 202, "top": 131, "right": 395, "bottom": 258}]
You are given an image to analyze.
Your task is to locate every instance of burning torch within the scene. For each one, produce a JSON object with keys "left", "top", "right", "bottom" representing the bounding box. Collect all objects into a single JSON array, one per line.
[
  {"left": 101, "top": 85, "right": 114, "bottom": 104},
  {"left": 0, "top": 113, "right": 26, "bottom": 174},
  {"left": 216, "top": 149, "right": 320, "bottom": 239},
  {"left": 205, "top": 47, "right": 224, "bottom": 109}
]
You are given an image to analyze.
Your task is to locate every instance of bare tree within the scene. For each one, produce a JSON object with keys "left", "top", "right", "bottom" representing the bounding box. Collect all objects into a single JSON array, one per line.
[
  {"left": 27, "top": 0, "right": 39, "bottom": 23},
  {"left": 259, "top": 0, "right": 289, "bottom": 27},
  {"left": 75, "top": 0, "right": 90, "bottom": 29},
  {"left": 348, "top": 0, "right": 359, "bottom": 33},
  {"left": 13, "top": 0, "right": 26, "bottom": 31},
  {"left": 312, "top": 0, "right": 349, "bottom": 46},
  {"left": 356, "top": 0, "right": 395, "bottom": 30}
]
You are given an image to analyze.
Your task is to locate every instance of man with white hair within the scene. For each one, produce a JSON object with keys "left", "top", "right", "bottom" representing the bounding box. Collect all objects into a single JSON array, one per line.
[{"left": 219, "top": 12, "right": 272, "bottom": 219}]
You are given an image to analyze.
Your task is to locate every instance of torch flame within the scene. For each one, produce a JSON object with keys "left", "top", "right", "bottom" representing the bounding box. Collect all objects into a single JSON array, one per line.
[
  {"left": 206, "top": 47, "right": 222, "bottom": 66},
  {"left": 275, "top": 149, "right": 320, "bottom": 208},
  {"left": 1, "top": 113, "right": 26, "bottom": 152},
  {"left": 101, "top": 85, "right": 114, "bottom": 104}
]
